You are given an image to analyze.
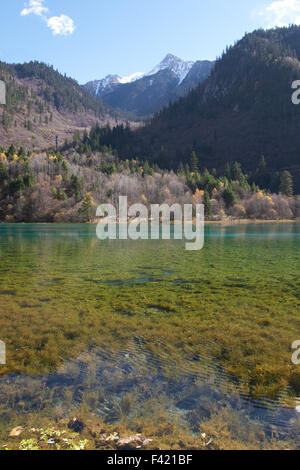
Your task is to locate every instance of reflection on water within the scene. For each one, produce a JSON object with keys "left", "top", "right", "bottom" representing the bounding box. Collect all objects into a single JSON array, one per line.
[{"left": 0, "top": 223, "right": 300, "bottom": 448}]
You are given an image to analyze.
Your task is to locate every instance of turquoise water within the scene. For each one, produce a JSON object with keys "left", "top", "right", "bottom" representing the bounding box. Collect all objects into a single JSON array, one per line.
[{"left": 0, "top": 223, "right": 299, "bottom": 449}]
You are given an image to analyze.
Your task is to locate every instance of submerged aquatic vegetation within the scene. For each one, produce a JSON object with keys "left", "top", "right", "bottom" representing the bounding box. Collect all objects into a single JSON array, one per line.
[{"left": 0, "top": 223, "right": 299, "bottom": 449}]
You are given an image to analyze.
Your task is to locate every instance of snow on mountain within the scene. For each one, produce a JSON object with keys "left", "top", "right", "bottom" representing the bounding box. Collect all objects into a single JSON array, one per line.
[
  {"left": 96, "top": 75, "right": 121, "bottom": 94},
  {"left": 85, "top": 71, "right": 145, "bottom": 96},
  {"left": 84, "top": 75, "right": 121, "bottom": 96},
  {"left": 85, "top": 54, "right": 196, "bottom": 96},
  {"left": 118, "top": 71, "right": 145, "bottom": 84},
  {"left": 147, "top": 54, "right": 195, "bottom": 84},
  {"left": 83, "top": 54, "right": 214, "bottom": 118}
]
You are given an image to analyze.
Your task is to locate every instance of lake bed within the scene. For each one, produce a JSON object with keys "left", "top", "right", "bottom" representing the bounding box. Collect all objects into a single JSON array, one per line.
[{"left": 0, "top": 223, "right": 299, "bottom": 450}]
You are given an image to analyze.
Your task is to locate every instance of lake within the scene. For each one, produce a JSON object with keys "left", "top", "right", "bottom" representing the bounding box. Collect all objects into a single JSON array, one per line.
[{"left": 0, "top": 223, "right": 300, "bottom": 450}]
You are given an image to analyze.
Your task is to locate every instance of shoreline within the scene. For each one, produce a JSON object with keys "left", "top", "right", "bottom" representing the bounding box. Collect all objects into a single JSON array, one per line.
[
  {"left": 0, "top": 219, "right": 299, "bottom": 226},
  {"left": 203, "top": 218, "right": 299, "bottom": 225}
]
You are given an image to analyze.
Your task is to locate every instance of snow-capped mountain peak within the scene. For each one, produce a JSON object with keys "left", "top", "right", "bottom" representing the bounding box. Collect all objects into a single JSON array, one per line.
[
  {"left": 96, "top": 75, "right": 121, "bottom": 94},
  {"left": 147, "top": 53, "right": 195, "bottom": 84},
  {"left": 85, "top": 72, "right": 144, "bottom": 96},
  {"left": 84, "top": 54, "right": 209, "bottom": 100}
]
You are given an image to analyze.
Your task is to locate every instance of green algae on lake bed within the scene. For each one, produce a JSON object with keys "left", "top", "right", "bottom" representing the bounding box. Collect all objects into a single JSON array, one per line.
[{"left": 0, "top": 223, "right": 300, "bottom": 449}]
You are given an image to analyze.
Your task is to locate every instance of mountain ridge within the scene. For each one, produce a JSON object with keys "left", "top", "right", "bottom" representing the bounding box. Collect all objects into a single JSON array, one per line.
[
  {"left": 84, "top": 54, "right": 214, "bottom": 118},
  {"left": 147, "top": 53, "right": 195, "bottom": 83},
  {"left": 0, "top": 61, "right": 122, "bottom": 150}
]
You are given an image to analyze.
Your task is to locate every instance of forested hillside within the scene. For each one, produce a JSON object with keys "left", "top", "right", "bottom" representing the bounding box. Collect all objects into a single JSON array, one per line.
[
  {"left": 0, "top": 61, "right": 118, "bottom": 151},
  {"left": 93, "top": 26, "right": 300, "bottom": 192},
  {"left": 0, "top": 142, "right": 298, "bottom": 223}
]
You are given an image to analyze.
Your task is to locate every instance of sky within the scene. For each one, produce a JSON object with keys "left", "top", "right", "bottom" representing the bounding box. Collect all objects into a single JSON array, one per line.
[{"left": 1, "top": 0, "right": 300, "bottom": 84}]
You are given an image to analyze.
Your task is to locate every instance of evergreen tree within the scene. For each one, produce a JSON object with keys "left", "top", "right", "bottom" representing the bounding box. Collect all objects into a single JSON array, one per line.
[
  {"left": 0, "top": 162, "right": 7, "bottom": 185},
  {"left": 7, "top": 144, "right": 16, "bottom": 159},
  {"left": 70, "top": 174, "right": 83, "bottom": 201},
  {"left": 190, "top": 151, "right": 199, "bottom": 173},
  {"left": 18, "top": 147, "right": 26, "bottom": 159},
  {"left": 231, "top": 162, "right": 244, "bottom": 182},
  {"left": 223, "top": 186, "right": 236, "bottom": 208},
  {"left": 279, "top": 171, "right": 293, "bottom": 196},
  {"left": 225, "top": 163, "right": 231, "bottom": 180},
  {"left": 78, "top": 195, "right": 93, "bottom": 222},
  {"left": 204, "top": 191, "right": 212, "bottom": 218},
  {"left": 144, "top": 161, "right": 154, "bottom": 176}
]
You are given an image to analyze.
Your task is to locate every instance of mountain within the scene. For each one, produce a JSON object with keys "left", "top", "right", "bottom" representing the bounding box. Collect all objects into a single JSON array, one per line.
[
  {"left": 84, "top": 72, "right": 145, "bottom": 97},
  {"left": 98, "top": 26, "right": 300, "bottom": 188},
  {"left": 92, "top": 69, "right": 181, "bottom": 119},
  {"left": 84, "top": 54, "right": 214, "bottom": 118},
  {"left": 147, "top": 53, "right": 194, "bottom": 83},
  {"left": 0, "top": 61, "right": 119, "bottom": 151},
  {"left": 178, "top": 60, "right": 217, "bottom": 96},
  {"left": 84, "top": 75, "right": 122, "bottom": 97}
]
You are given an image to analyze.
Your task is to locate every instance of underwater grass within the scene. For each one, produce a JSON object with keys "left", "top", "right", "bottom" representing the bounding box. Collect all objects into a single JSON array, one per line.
[{"left": 0, "top": 223, "right": 300, "bottom": 449}]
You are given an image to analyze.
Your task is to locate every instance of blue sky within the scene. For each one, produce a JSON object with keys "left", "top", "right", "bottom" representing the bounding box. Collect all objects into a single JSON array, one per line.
[{"left": 1, "top": 0, "right": 300, "bottom": 84}]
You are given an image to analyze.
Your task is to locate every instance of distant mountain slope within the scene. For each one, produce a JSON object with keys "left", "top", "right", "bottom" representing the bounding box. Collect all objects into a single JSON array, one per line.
[
  {"left": 147, "top": 53, "right": 195, "bottom": 83},
  {"left": 84, "top": 72, "right": 145, "bottom": 97},
  {"left": 105, "top": 26, "right": 300, "bottom": 177},
  {"left": 84, "top": 54, "right": 214, "bottom": 118},
  {"left": 98, "top": 69, "right": 180, "bottom": 118},
  {"left": 178, "top": 60, "right": 216, "bottom": 96},
  {"left": 0, "top": 61, "right": 117, "bottom": 150}
]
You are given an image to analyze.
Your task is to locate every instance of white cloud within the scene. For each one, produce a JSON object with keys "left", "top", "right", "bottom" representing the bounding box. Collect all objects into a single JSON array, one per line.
[
  {"left": 46, "top": 15, "right": 75, "bottom": 36},
  {"left": 21, "top": 0, "right": 48, "bottom": 17},
  {"left": 20, "top": 0, "right": 75, "bottom": 36},
  {"left": 256, "top": 0, "right": 300, "bottom": 27}
]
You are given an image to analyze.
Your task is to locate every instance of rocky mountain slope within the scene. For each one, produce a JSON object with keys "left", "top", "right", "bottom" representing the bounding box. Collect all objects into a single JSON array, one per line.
[
  {"left": 0, "top": 61, "right": 119, "bottom": 151},
  {"left": 84, "top": 54, "right": 214, "bottom": 118}
]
